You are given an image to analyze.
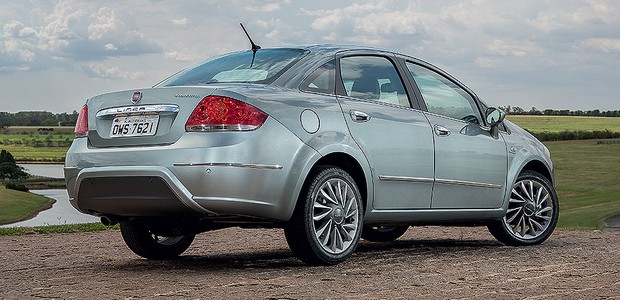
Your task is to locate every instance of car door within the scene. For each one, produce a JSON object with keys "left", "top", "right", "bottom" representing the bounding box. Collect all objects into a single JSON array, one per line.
[
  {"left": 405, "top": 61, "right": 508, "bottom": 209},
  {"left": 336, "top": 53, "right": 434, "bottom": 209}
]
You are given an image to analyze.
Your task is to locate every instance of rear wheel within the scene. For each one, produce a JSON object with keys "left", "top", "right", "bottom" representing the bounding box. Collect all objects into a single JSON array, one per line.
[
  {"left": 285, "top": 167, "right": 363, "bottom": 265},
  {"left": 488, "top": 170, "right": 558, "bottom": 246},
  {"left": 120, "top": 220, "right": 195, "bottom": 259},
  {"left": 362, "top": 225, "right": 409, "bottom": 242}
]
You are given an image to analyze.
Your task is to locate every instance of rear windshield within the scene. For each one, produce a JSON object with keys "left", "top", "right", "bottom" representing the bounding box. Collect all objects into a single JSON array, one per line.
[{"left": 158, "top": 48, "right": 307, "bottom": 86}]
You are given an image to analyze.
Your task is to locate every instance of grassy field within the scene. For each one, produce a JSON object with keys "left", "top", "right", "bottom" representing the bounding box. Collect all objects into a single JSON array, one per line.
[
  {"left": 0, "top": 126, "right": 73, "bottom": 162},
  {"left": 0, "top": 145, "right": 69, "bottom": 162},
  {"left": 0, "top": 186, "right": 51, "bottom": 225},
  {"left": 546, "top": 138, "right": 620, "bottom": 229},
  {"left": 0, "top": 223, "right": 117, "bottom": 236},
  {"left": 508, "top": 115, "right": 620, "bottom": 133}
]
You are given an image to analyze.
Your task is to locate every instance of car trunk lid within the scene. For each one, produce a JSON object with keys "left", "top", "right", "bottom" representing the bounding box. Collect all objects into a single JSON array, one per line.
[{"left": 87, "top": 87, "right": 216, "bottom": 148}]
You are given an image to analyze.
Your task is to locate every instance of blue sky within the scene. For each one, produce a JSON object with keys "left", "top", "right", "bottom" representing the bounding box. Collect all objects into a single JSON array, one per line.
[{"left": 1, "top": 0, "right": 618, "bottom": 113}]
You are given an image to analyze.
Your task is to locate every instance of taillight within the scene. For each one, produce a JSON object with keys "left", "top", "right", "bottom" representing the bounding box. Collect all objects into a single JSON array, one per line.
[
  {"left": 185, "top": 96, "right": 267, "bottom": 131},
  {"left": 74, "top": 103, "right": 89, "bottom": 138}
]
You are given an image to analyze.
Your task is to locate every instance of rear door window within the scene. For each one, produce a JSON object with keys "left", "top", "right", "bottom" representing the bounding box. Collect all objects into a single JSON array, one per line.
[{"left": 339, "top": 56, "right": 411, "bottom": 108}]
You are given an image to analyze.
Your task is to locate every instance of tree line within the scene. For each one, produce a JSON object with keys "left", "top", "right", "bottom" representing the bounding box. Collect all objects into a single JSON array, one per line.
[
  {"left": 1, "top": 107, "right": 618, "bottom": 128},
  {"left": 0, "top": 111, "right": 79, "bottom": 127},
  {"left": 499, "top": 106, "right": 620, "bottom": 117}
]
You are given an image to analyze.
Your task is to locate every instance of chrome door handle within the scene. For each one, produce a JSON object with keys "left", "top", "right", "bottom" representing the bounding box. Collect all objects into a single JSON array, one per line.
[
  {"left": 350, "top": 110, "right": 371, "bottom": 122},
  {"left": 434, "top": 124, "right": 450, "bottom": 136}
]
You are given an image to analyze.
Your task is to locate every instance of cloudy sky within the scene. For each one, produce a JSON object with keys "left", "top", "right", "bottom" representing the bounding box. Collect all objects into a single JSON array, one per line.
[{"left": 1, "top": 0, "right": 618, "bottom": 113}]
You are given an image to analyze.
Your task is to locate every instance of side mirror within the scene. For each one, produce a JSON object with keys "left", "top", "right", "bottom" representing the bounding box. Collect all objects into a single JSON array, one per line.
[
  {"left": 485, "top": 107, "right": 506, "bottom": 138},
  {"left": 485, "top": 107, "right": 506, "bottom": 126}
]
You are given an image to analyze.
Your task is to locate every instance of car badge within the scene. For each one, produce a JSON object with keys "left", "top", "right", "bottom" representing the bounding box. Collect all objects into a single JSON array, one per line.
[{"left": 131, "top": 91, "right": 142, "bottom": 104}]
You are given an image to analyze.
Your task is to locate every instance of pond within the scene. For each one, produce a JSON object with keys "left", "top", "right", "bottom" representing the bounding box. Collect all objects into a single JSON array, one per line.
[
  {"left": 1, "top": 164, "right": 99, "bottom": 228},
  {"left": 19, "top": 164, "right": 65, "bottom": 179},
  {"left": 1, "top": 189, "right": 99, "bottom": 228}
]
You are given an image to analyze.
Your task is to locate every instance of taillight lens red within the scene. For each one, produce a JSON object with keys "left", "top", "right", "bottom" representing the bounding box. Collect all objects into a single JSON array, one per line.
[
  {"left": 74, "top": 104, "right": 89, "bottom": 138},
  {"left": 185, "top": 96, "right": 267, "bottom": 131}
]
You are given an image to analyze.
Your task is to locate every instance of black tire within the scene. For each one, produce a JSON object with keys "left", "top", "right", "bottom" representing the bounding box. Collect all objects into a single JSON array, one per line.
[
  {"left": 120, "top": 220, "right": 195, "bottom": 260},
  {"left": 284, "top": 166, "right": 364, "bottom": 265},
  {"left": 362, "top": 225, "right": 409, "bottom": 242},
  {"left": 488, "top": 170, "right": 559, "bottom": 246}
]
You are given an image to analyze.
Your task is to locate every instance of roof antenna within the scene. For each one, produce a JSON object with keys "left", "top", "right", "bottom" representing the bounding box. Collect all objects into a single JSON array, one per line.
[
  {"left": 240, "top": 23, "right": 261, "bottom": 52},
  {"left": 240, "top": 23, "right": 260, "bottom": 67}
]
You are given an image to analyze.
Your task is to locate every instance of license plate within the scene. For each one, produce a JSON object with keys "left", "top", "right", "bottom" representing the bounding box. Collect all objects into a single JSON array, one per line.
[{"left": 110, "top": 115, "right": 159, "bottom": 138}]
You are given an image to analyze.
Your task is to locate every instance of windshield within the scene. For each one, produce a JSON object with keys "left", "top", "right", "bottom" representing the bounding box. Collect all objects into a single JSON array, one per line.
[{"left": 158, "top": 48, "right": 307, "bottom": 86}]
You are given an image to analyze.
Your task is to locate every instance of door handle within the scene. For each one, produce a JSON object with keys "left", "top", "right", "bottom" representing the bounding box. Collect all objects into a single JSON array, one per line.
[
  {"left": 349, "top": 110, "right": 371, "bottom": 123},
  {"left": 434, "top": 124, "right": 451, "bottom": 136}
]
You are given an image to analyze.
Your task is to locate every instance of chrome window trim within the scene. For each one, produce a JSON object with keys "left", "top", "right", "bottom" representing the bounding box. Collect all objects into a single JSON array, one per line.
[
  {"left": 96, "top": 105, "right": 180, "bottom": 117},
  {"left": 173, "top": 162, "right": 283, "bottom": 170}
]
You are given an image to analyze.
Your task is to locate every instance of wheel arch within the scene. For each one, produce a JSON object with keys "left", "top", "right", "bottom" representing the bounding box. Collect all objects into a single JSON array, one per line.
[
  {"left": 286, "top": 148, "right": 372, "bottom": 222},
  {"left": 313, "top": 152, "right": 368, "bottom": 209},
  {"left": 521, "top": 159, "right": 553, "bottom": 184},
  {"left": 502, "top": 157, "right": 554, "bottom": 211}
]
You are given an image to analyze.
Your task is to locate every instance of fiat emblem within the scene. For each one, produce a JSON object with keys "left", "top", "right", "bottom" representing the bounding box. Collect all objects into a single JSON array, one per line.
[{"left": 131, "top": 91, "right": 142, "bottom": 104}]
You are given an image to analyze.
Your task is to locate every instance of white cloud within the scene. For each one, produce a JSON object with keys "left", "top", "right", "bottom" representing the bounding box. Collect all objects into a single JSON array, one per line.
[
  {"left": 164, "top": 50, "right": 201, "bottom": 62},
  {"left": 581, "top": 38, "right": 620, "bottom": 53},
  {"left": 171, "top": 18, "right": 190, "bottom": 26},
  {"left": 245, "top": 0, "right": 290, "bottom": 12},
  {"left": 0, "top": 0, "right": 160, "bottom": 73},
  {"left": 81, "top": 62, "right": 145, "bottom": 80}
]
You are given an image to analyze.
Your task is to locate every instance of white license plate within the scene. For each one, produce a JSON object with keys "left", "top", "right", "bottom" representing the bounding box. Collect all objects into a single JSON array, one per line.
[{"left": 110, "top": 115, "right": 159, "bottom": 138}]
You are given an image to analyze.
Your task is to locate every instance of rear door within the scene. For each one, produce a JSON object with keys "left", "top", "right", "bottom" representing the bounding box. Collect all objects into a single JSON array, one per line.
[
  {"left": 404, "top": 61, "right": 508, "bottom": 209},
  {"left": 335, "top": 52, "right": 434, "bottom": 209}
]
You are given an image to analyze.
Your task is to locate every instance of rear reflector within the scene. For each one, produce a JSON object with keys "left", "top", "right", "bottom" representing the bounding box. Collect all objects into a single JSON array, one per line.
[
  {"left": 74, "top": 104, "right": 89, "bottom": 138},
  {"left": 185, "top": 96, "right": 267, "bottom": 132}
]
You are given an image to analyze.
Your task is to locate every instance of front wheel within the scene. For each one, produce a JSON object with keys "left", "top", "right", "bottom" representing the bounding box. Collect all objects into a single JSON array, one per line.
[
  {"left": 120, "top": 220, "right": 195, "bottom": 260},
  {"left": 285, "top": 167, "right": 364, "bottom": 265},
  {"left": 488, "top": 170, "right": 559, "bottom": 246}
]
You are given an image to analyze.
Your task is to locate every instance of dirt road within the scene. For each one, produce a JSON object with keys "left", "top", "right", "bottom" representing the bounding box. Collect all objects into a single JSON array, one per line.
[{"left": 1, "top": 227, "right": 618, "bottom": 299}]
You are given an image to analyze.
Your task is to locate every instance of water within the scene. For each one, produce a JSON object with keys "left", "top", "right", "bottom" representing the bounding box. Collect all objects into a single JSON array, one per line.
[
  {"left": 19, "top": 164, "right": 64, "bottom": 179},
  {"left": 1, "top": 164, "right": 99, "bottom": 228},
  {"left": 1, "top": 190, "right": 99, "bottom": 228}
]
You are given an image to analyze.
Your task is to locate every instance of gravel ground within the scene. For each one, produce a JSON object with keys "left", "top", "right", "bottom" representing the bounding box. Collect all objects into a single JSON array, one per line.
[{"left": 1, "top": 227, "right": 618, "bottom": 299}]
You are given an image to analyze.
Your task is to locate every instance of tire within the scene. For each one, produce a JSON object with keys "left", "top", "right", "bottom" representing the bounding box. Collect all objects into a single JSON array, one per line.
[
  {"left": 120, "top": 220, "right": 195, "bottom": 260},
  {"left": 284, "top": 166, "right": 364, "bottom": 265},
  {"left": 488, "top": 170, "right": 559, "bottom": 246},
  {"left": 362, "top": 225, "right": 409, "bottom": 242}
]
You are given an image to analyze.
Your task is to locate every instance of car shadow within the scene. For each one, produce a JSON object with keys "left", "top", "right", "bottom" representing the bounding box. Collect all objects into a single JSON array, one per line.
[{"left": 99, "top": 237, "right": 503, "bottom": 273}]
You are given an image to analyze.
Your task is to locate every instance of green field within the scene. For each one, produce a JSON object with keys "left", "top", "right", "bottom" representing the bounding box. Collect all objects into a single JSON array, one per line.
[
  {"left": 0, "top": 186, "right": 50, "bottom": 225},
  {"left": 545, "top": 138, "right": 620, "bottom": 229},
  {"left": 0, "top": 126, "right": 73, "bottom": 162},
  {"left": 508, "top": 115, "right": 620, "bottom": 133},
  {"left": 0, "top": 145, "right": 69, "bottom": 163}
]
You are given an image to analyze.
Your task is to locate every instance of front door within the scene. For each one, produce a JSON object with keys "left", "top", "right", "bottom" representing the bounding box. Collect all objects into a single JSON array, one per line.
[{"left": 405, "top": 61, "right": 508, "bottom": 209}]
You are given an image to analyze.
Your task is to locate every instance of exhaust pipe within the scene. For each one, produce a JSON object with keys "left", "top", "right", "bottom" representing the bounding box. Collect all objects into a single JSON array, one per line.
[{"left": 101, "top": 216, "right": 119, "bottom": 226}]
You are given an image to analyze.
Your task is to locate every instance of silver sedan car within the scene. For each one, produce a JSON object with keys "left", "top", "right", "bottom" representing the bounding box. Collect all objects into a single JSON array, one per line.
[{"left": 65, "top": 45, "right": 558, "bottom": 265}]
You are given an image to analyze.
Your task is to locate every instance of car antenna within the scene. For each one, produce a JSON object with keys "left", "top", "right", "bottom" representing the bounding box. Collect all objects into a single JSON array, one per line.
[{"left": 240, "top": 23, "right": 261, "bottom": 67}]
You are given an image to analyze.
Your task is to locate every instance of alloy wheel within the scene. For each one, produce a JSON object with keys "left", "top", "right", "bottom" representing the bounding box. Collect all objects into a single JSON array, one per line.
[
  {"left": 312, "top": 178, "right": 360, "bottom": 254},
  {"left": 503, "top": 179, "right": 554, "bottom": 240}
]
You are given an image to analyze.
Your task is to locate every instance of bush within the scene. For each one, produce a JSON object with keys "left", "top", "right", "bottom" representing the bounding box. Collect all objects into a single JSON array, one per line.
[
  {"left": 0, "top": 149, "right": 28, "bottom": 180},
  {"left": 4, "top": 182, "right": 29, "bottom": 192},
  {"left": 532, "top": 129, "right": 620, "bottom": 142}
]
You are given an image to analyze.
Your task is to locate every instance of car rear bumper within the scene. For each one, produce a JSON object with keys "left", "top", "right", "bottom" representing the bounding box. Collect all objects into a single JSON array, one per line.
[{"left": 64, "top": 119, "right": 319, "bottom": 221}]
